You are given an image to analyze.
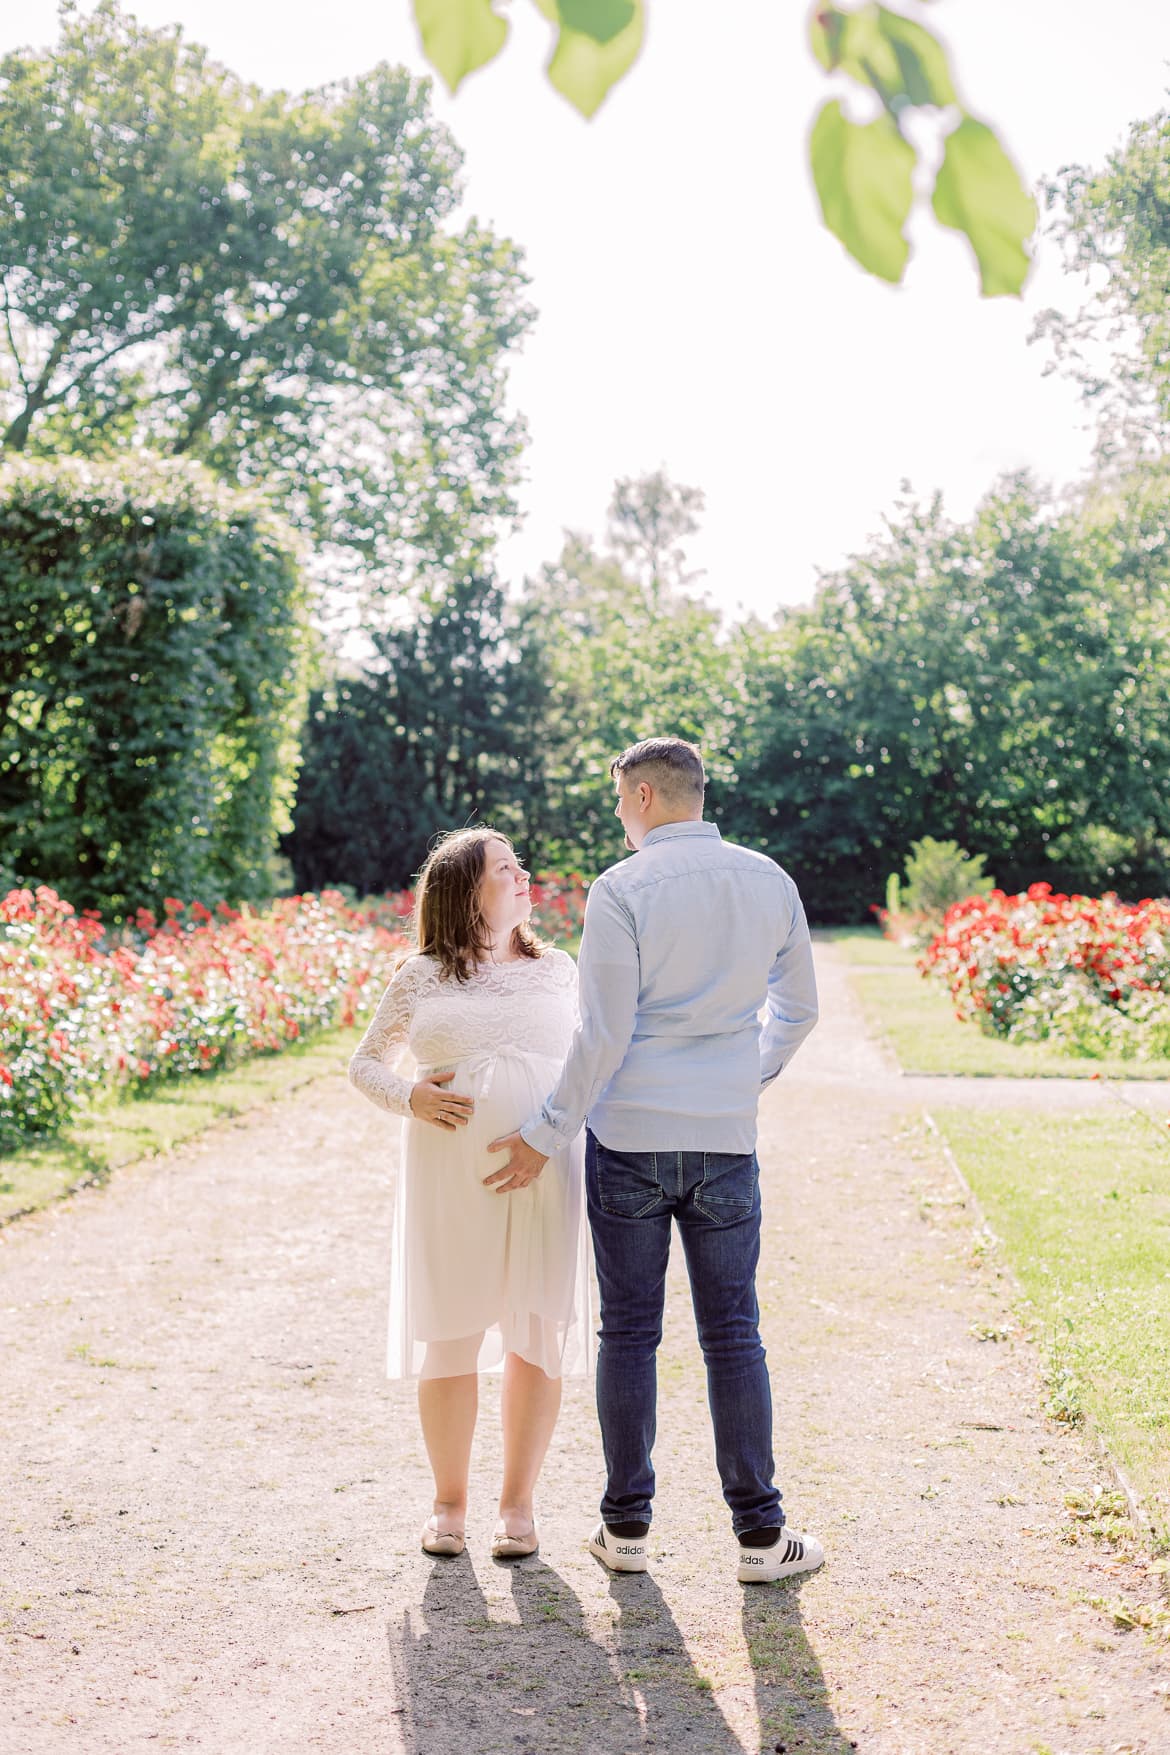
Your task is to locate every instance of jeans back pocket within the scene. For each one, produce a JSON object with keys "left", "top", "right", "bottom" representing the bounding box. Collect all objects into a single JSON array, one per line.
[
  {"left": 693, "top": 1151, "right": 758, "bottom": 1225},
  {"left": 593, "top": 1145, "right": 666, "bottom": 1219}
]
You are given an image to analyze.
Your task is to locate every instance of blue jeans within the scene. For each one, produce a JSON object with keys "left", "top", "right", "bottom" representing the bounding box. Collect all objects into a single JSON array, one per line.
[{"left": 586, "top": 1130, "right": 782, "bottom": 1537}]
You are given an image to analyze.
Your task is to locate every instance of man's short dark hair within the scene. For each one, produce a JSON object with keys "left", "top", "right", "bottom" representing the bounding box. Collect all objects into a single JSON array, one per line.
[{"left": 610, "top": 736, "right": 705, "bottom": 802}]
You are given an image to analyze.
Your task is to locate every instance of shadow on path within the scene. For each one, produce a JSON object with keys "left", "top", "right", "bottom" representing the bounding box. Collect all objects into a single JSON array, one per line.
[
  {"left": 740, "top": 1581, "right": 856, "bottom": 1755},
  {"left": 584, "top": 1565, "right": 744, "bottom": 1751},
  {"left": 388, "top": 1551, "right": 744, "bottom": 1753},
  {"left": 388, "top": 1551, "right": 853, "bottom": 1755}
]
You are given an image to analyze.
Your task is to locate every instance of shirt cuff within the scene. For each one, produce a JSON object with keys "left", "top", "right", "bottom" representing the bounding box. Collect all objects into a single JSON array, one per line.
[{"left": 520, "top": 1117, "right": 568, "bottom": 1158}]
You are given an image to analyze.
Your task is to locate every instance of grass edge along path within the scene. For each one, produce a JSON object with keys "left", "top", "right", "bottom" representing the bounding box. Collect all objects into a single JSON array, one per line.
[
  {"left": 0, "top": 1024, "right": 362, "bottom": 1226},
  {"left": 825, "top": 926, "right": 1170, "bottom": 1081},
  {"left": 929, "top": 1102, "right": 1170, "bottom": 1554}
]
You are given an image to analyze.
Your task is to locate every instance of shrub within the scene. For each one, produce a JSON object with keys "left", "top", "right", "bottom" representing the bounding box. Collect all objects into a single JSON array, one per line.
[
  {"left": 902, "top": 837, "right": 994, "bottom": 916},
  {"left": 877, "top": 839, "right": 995, "bottom": 948},
  {"left": 0, "top": 455, "right": 309, "bottom": 917}
]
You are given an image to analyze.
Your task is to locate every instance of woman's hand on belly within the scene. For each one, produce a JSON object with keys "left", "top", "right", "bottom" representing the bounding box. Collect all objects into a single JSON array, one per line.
[{"left": 409, "top": 1070, "right": 475, "bottom": 1132}]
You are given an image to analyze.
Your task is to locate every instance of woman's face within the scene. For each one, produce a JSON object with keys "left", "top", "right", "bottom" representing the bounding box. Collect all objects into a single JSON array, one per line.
[{"left": 477, "top": 838, "right": 531, "bottom": 937}]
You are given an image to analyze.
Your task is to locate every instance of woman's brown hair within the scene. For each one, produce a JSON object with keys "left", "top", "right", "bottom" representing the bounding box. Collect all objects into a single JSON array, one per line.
[{"left": 414, "top": 828, "right": 542, "bottom": 983}]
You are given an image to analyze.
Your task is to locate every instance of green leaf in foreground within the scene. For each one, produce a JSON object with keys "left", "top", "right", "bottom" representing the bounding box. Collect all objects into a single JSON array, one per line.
[
  {"left": 540, "top": 0, "right": 645, "bottom": 118},
  {"left": 810, "top": 99, "right": 915, "bottom": 284},
  {"left": 412, "top": 0, "right": 508, "bottom": 94},
  {"left": 810, "top": 5, "right": 956, "bottom": 113},
  {"left": 932, "top": 117, "right": 1036, "bottom": 296},
  {"left": 554, "top": 0, "right": 636, "bottom": 46},
  {"left": 876, "top": 6, "right": 957, "bottom": 109}
]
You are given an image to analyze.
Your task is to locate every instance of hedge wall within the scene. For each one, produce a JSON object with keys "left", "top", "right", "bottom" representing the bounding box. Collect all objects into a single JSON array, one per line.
[{"left": 0, "top": 455, "right": 308, "bottom": 914}]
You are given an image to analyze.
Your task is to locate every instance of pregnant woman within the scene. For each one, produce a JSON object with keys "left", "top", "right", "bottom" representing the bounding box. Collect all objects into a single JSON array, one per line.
[{"left": 349, "top": 828, "right": 590, "bottom": 1560}]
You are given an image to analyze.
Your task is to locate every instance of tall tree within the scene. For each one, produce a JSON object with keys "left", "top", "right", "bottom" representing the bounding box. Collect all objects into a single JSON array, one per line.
[
  {"left": 521, "top": 474, "right": 740, "bottom": 870},
  {"left": 1039, "top": 108, "right": 1170, "bottom": 460},
  {"left": 606, "top": 469, "right": 705, "bottom": 595},
  {"left": 0, "top": 1, "right": 531, "bottom": 608},
  {"left": 284, "top": 572, "right": 549, "bottom": 893},
  {"left": 733, "top": 473, "right": 1170, "bottom": 918}
]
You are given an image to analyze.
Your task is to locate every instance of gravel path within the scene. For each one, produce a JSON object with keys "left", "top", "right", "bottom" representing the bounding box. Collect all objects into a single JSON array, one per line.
[{"left": 3, "top": 943, "right": 1168, "bottom": 1754}]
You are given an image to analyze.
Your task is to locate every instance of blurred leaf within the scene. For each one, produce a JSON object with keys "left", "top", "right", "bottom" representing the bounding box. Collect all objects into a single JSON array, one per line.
[
  {"left": 810, "top": 4, "right": 956, "bottom": 113},
  {"left": 876, "top": 8, "right": 957, "bottom": 108},
  {"left": 810, "top": 100, "right": 915, "bottom": 284},
  {"left": 554, "top": 0, "right": 636, "bottom": 46},
  {"left": 932, "top": 117, "right": 1036, "bottom": 296},
  {"left": 412, "top": 0, "right": 508, "bottom": 94},
  {"left": 809, "top": 4, "right": 843, "bottom": 72},
  {"left": 537, "top": 0, "right": 645, "bottom": 118}
]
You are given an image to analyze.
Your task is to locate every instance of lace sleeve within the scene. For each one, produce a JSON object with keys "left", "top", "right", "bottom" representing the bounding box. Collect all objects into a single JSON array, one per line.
[{"left": 348, "top": 957, "right": 428, "bottom": 1117}]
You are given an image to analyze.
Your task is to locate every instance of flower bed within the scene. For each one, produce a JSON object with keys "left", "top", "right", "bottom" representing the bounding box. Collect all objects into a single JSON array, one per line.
[
  {"left": 0, "top": 887, "right": 410, "bottom": 1143},
  {"left": 0, "top": 873, "right": 590, "bottom": 1144},
  {"left": 919, "top": 884, "right": 1170, "bottom": 1060},
  {"left": 527, "top": 870, "right": 589, "bottom": 941}
]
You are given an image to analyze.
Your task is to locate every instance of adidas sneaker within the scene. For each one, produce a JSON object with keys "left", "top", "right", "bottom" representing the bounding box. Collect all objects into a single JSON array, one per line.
[
  {"left": 736, "top": 1527, "right": 824, "bottom": 1584},
  {"left": 588, "top": 1520, "right": 648, "bottom": 1573}
]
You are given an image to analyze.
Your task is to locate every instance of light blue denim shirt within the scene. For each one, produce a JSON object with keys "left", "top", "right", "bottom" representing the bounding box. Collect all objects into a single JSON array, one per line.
[{"left": 521, "top": 820, "right": 818, "bottom": 1155}]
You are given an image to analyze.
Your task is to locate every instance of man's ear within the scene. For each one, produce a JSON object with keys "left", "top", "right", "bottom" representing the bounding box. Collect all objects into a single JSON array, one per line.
[{"left": 637, "top": 782, "right": 653, "bottom": 812}]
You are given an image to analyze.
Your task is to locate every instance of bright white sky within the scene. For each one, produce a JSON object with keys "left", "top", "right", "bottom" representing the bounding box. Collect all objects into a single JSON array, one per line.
[{"left": 6, "top": 1, "right": 1170, "bottom": 620}]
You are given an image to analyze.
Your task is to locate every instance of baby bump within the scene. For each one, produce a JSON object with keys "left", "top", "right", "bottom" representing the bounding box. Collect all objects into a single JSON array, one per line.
[{"left": 446, "top": 1050, "right": 562, "bottom": 1181}]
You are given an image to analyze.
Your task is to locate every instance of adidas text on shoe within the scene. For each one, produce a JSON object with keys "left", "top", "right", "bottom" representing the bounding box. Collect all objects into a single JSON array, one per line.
[
  {"left": 588, "top": 1521, "right": 648, "bottom": 1573},
  {"left": 736, "top": 1528, "right": 824, "bottom": 1584}
]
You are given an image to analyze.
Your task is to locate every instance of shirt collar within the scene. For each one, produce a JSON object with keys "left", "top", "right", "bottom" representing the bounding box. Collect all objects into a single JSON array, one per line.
[{"left": 640, "top": 820, "right": 721, "bottom": 850}]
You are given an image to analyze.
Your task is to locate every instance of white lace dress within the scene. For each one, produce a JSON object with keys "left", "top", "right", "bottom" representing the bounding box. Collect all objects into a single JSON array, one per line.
[{"left": 348, "top": 948, "right": 591, "bottom": 1380}]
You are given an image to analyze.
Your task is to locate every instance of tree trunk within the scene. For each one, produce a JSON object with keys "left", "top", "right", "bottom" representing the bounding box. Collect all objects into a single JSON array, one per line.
[{"left": 1, "top": 320, "right": 82, "bottom": 452}]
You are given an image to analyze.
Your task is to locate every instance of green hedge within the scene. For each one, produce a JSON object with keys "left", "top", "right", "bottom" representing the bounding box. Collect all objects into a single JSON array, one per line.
[{"left": 0, "top": 455, "right": 308, "bottom": 914}]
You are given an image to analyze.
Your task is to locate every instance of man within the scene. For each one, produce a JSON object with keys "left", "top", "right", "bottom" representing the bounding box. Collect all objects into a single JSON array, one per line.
[{"left": 486, "top": 737, "right": 820, "bottom": 1583}]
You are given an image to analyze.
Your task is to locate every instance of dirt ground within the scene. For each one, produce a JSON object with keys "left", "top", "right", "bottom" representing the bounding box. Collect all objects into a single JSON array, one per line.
[{"left": 3, "top": 944, "right": 1168, "bottom": 1755}]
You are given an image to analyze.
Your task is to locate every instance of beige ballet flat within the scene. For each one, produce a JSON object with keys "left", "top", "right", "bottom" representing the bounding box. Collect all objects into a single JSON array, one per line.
[
  {"left": 421, "top": 1516, "right": 465, "bottom": 1557},
  {"left": 491, "top": 1520, "right": 539, "bottom": 1559}
]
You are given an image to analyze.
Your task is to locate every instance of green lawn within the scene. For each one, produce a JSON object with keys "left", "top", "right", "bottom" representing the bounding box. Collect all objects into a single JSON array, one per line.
[
  {"left": 825, "top": 927, "right": 1170, "bottom": 1080},
  {"left": 934, "top": 1105, "right": 1170, "bottom": 1548},
  {"left": 831, "top": 926, "right": 1170, "bottom": 1549},
  {"left": 818, "top": 925, "right": 916, "bottom": 969},
  {"left": 0, "top": 1025, "right": 361, "bottom": 1225}
]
